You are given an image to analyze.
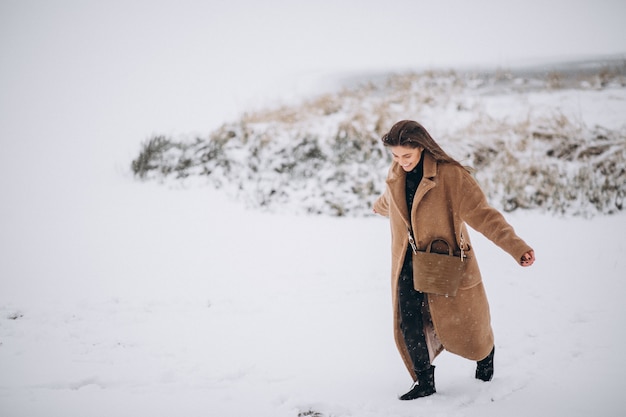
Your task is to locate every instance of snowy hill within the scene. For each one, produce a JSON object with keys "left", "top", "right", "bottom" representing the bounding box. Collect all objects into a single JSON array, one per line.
[{"left": 131, "top": 59, "right": 626, "bottom": 217}]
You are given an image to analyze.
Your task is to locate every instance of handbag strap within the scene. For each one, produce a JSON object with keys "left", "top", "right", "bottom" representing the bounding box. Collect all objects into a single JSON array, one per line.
[
  {"left": 460, "top": 232, "right": 465, "bottom": 262},
  {"left": 407, "top": 228, "right": 418, "bottom": 255}
]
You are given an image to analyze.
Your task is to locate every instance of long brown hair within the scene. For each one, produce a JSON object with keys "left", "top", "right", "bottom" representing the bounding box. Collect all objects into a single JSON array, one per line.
[{"left": 381, "top": 120, "right": 469, "bottom": 172}]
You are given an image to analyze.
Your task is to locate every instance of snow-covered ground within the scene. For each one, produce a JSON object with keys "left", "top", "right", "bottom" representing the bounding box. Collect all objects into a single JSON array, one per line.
[
  {"left": 2, "top": 2, "right": 626, "bottom": 416},
  {"left": 1, "top": 177, "right": 625, "bottom": 416}
]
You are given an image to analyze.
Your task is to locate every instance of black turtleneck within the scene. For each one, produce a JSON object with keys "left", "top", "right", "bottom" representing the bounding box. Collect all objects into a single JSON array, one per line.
[{"left": 405, "top": 153, "right": 424, "bottom": 213}]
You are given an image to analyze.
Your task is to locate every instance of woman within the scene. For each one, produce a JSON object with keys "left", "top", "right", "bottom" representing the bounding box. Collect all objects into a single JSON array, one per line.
[{"left": 373, "top": 120, "right": 535, "bottom": 400}]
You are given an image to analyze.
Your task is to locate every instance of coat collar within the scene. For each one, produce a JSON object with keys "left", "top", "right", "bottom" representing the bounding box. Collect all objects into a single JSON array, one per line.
[{"left": 386, "top": 153, "right": 438, "bottom": 227}]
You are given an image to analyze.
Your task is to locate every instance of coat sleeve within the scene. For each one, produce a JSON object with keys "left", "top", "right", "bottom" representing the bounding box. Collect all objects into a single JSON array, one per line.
[
  {"left": 373, "top": 187, "right": 390, "bottom": 217},
  {"left": 457, "top": 170, "right": 532, "bottom": 263}
]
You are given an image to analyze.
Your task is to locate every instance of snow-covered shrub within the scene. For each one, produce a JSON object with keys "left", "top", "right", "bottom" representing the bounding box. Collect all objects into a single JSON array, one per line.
[{"left": 132, "top": 60, "right": 626, "bottom": 217}]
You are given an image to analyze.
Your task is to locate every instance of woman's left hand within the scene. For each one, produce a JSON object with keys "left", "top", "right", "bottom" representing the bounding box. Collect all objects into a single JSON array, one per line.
[{"left": 520, "top": 250, "right": 535, "bottom": 267}]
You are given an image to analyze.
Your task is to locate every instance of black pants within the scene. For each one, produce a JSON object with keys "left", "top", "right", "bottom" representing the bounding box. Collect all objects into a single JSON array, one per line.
[{"left": 398, "top": 251, "right": 431, "bottom": 372}]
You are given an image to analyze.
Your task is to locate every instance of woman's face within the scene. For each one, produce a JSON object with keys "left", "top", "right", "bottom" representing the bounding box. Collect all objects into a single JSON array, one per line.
[{"left": 390, "top": 145, "right": 423, "bottom": 172}]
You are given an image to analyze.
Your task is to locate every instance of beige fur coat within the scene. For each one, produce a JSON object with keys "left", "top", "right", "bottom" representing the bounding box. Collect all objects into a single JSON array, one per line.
[{"left": 374, "top": 153, "right": 532, "bottom": 380}]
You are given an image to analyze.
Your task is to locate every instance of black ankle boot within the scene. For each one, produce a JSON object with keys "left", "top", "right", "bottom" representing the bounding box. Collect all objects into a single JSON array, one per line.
[
  {"left": 399, "top": 366, "right": 436, "bottom": 400},
  {"left": 476, "top": 346, "right": 495, "bottom": 382}
]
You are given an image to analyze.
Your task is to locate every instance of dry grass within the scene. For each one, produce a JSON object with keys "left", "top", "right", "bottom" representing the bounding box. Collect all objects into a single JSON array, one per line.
[{"left": 131, "top": 59, "right": 626, "bottom": 217}]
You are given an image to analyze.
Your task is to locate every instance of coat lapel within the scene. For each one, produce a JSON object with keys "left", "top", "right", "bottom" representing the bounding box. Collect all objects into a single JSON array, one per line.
[
  {"left": 386, "top": 165, "right": 410, "bottom": 228},
  {"left": 412, "top": 178, "right": 435, "bottom": 215}
]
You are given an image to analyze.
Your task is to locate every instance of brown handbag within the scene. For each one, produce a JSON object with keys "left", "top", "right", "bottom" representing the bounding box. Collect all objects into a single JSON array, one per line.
[{"left": 409, "top": 233, "right": 469, "bottom": 297}]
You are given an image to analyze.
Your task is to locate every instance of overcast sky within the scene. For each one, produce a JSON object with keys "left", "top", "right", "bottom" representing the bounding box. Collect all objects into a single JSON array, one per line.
[
  {"left": 2, "top": 0, "right": 625, "bottom": 123},
  {"left": 3, "top": 0, "right": 625, "bottom": 71}
]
